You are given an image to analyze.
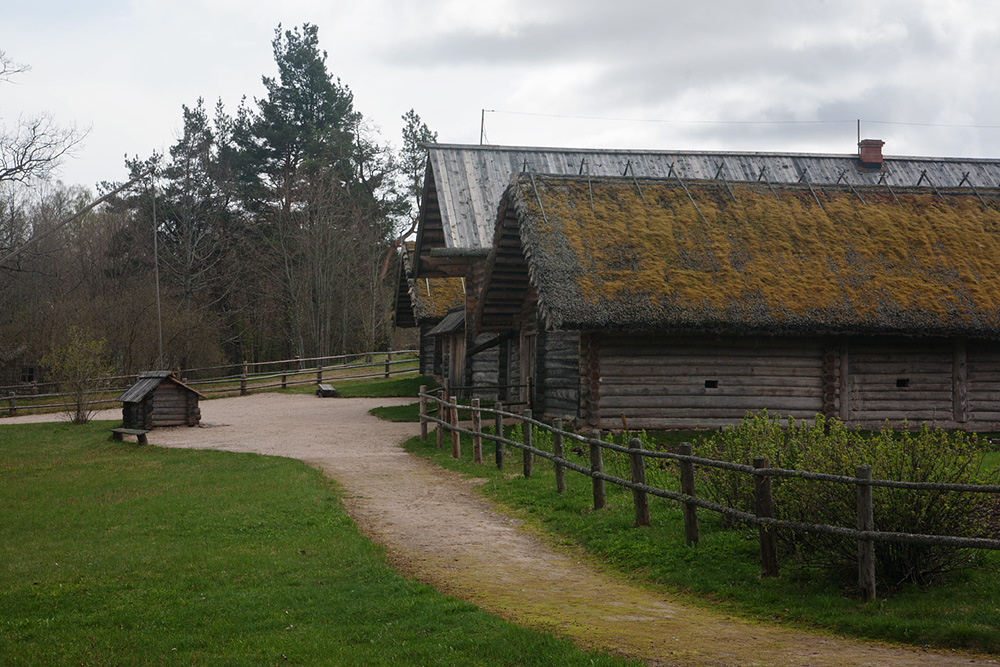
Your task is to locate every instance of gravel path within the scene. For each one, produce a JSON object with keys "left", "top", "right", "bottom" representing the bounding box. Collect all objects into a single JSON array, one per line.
[{"left": 9, "top": 394, "right": 994, "bottom": 666}]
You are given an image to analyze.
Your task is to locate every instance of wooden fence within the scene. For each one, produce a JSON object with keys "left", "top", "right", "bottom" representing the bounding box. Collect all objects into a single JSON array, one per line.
[
  {"left": 1, "top": 350, "right": 418, "bottom": 417},
  {"left": 419, "top": 388, "right": 1000, "bottom": 602}
]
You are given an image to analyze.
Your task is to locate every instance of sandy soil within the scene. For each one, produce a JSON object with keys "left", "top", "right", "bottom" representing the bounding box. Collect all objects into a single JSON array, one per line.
[{"left": 7, "top": 394, "right": 995, "bottom": 666}]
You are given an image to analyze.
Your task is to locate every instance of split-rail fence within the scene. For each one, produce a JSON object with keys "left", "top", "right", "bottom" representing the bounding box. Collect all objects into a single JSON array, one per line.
[
  {"left": 419, "top": 387, "right": 1000, "bottom": 602},
  {"left": 2, "top": 350, "right": 418, "bottom": 417}
]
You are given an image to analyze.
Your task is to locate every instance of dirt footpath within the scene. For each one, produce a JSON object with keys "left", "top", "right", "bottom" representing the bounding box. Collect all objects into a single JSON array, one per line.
[{"left": 35, "top": 394, "right": 995, "bottom": 666}]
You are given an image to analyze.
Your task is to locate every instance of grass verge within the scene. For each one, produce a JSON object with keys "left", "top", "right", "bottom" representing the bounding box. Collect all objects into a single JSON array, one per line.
[
  {"left": 0, "top": 420, "right": 637, "bottom": 666},
  {"left": 402, "top": 425, "right": 1000, "bottom": 654}
]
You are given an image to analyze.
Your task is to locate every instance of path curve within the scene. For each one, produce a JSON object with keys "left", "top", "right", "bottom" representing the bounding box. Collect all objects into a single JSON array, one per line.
[{"left": 12, "top": 395, "right": 993, "bottom": 666}]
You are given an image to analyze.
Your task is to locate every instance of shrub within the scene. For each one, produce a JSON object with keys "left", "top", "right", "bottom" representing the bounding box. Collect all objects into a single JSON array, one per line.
[
  {"left": 695, "top": 411, "right": 999, "bottom": 589},
  {"left": 40, "top": 326, "right": 112, "bottom": 424}
]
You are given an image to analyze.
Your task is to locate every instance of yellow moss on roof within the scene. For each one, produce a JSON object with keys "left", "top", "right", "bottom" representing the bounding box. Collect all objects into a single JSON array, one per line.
[
  {"left": 414, "top": 276, "right": 466, "bottom": 320},
  {"left": 520, "top": 176, "right": 1000, "bottom": 330}
]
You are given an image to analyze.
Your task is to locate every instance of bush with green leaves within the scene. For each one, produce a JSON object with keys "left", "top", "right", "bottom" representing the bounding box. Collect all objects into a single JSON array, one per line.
[
  {"left": 40, "top": 326, "right": 112, "bottom": 424},
  {"left": 695, "top": 411, "right": 999, "bottom": 589}
]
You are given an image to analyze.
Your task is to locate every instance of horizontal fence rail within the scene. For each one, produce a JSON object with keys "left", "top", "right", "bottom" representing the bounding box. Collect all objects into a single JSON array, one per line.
[
  {"left": 419, "top": 388, "right": 1000, "bottom": 602},
  {"left": 1, "top": 350, "right": 419, "bottom": 417}
]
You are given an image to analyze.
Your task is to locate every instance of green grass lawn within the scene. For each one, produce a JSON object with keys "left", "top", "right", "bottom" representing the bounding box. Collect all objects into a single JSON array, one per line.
[
  {"left": 402, "top": 423, "right": 1000, "bottom": 654},
  {"left": 0, "top": 420, "right": 637, "bottom": 666}
]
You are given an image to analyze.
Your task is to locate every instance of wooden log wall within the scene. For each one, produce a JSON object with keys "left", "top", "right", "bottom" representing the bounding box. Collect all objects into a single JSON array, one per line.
[
  {"left": 418, "top": 323, "right": 435, "bottom": 376},
  {"left": 965, "top": 341, "right": 1000, "bottom": 426},
  {"left": 847, "top": 338, "right": 953, "bottom": 425},
  {"left": 595, "top": 334, "right": 825, "bottom": 429},
  {"left": 469, "top": 334, "right": 499, "bottom": 401},
  {"left": 535, "top": 328, "right": 580, "bottom": 420},
  {"left": 150, "top": 383, "right": 199, "bottom": 427}
]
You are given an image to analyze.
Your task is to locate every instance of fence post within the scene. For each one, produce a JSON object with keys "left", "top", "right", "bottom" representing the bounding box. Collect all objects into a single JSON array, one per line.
[
  {"left": 552, "top": 417, "right": 566, "bottom": 493},
  {"left": 590, "top": 429, "right": 606, "bottom": 510},
  {"left": 240, "top": 362, "right": 248, "bottom": 396},
  {"left": 281, "top": 373, "right": 287, "bottom": 389},
  {"left": 629, "top": 437, "right": 651, "bottom": 527},
  {"left": 754, "top": 456, "right": 779, "bottom": 577},
  {"left": 419, "top": 385, "right": 428, "bottom": 440},
  {"left": 678, "top": 443, "right": 700, "bottom": 546},
  {"left": 856, "top": 465, "right": 876, "bottom": 602},
  {"left": 495, "top": 401, "right": 505, "bottom": 470},
  {"left": 8, "top": 396, "right": 15, "bottom": 417},
  {"left": 316, "top": 365, "right": 323, "bottom": 386},
  {"left": 450, "top": 395, "right": 460, "bottom": 459},
  {"left": 522, "top": 409, "right": 533, "bottom": 478},
  {"left": 436, "top": 394, "right": 443, "bottom": 450},
  {"left": 472, "top": 398, "right": 482, "bottom": 463},
  {"left": 385, "top": 351, "right": 391, "bottom": 379}
]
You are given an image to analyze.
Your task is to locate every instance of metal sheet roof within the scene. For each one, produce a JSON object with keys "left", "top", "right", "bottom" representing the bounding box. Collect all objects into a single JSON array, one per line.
[{"left": 424, "top": 143, "right": 1000, "bottom": 253}]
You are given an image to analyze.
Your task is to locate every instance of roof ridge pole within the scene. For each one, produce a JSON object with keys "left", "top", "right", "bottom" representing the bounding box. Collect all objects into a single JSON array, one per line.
[
  {"left": 878, "top": 172, "right": 904, "bottom": 209},
  {"left": 669, "top": 162, "right": 709, "bottom": 226},
  {"left": 918, "top": 170, "right": 951, "bottom": 208},
  {"left": 799, "top": 167, "right": 825, "bottom": 211},
  {"left": 618, "top": 157, "right": 645, "bottom": 203},
  {"left": 758, "top": 165, "right": 781, "bottom": 202},
  {"left": 960, "top": 172, "right": 991, "bottom": 210},
  {"left": 837, "top": 169, "right": 867, "bottom": 205},
  {"left": 587, "top": 172, "right": 595, "bottom": 213},
  {"left": 716, "top": 161, "right": 738, "bottom": 203},
  {"left": 528, "top": 173, "right": 552, "bottom": 231}
]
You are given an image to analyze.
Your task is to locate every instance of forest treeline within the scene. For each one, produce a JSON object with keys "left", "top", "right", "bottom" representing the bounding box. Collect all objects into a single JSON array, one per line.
[{"left": 0, "top": 24, "right": 435, "bottom": 382}]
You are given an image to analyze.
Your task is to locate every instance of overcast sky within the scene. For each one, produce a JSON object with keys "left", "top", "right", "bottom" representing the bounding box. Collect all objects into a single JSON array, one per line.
[{"left": 3, "top": 0, "right": 1000, "bottom": 189}]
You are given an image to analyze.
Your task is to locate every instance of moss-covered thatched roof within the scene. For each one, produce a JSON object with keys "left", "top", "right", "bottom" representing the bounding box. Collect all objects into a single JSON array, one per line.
[
  {"left": 395, "top": 243, "right": 466, "bottom": 327},
  {"left": 493, "top": 173, "right": 1000, "bottom": 336}
]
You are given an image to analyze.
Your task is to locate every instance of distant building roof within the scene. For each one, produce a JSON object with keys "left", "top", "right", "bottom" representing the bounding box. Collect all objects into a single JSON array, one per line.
[
  {"left": 393, "top": 242, "right": 466, "bottom": 327},
  {"left": 116, "top": 370, "right": 205, "bottom": 403},
  {"left": 478, "top": 173, "right": 1000, "bottom": 338},
  {"left": 414, "top": 142, "right": 1000, "bottom": 277}
]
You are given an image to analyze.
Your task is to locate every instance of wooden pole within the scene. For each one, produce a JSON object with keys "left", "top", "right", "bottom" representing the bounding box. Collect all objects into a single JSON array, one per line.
[
  {"left": 385, "top": 351, "right": 392, "bottom": 380},
  {"left": 281, "top": 373, "right": 287, "bottom": 389},
  {"left": 754, "top": 456, "right": 779, "bottom": 577},
  {"left": 678, "top": 443, "right": 700, "bottom": 546},
  {"left": 590, "top": 430, "right": 606, "bottom": 510},
  {"left": 495, "top": 401, "right": 505, "bottom": 469},
  {"left": 419, "top": 385, "right": 428, "bottom": 440},
  {"left": 240, "top": 362, "right": 248, "bottom": 396},
  {"left": 8, "top": 396, "right": 15, "bottom": 417},
  {"left": 856, "top": 465, "right": 876, "bottom": 602},
  {"left": 629, "top": 437, "right": 651, "bottom": 527},
  {"left": 316, "top": 365, "right": 323, "bottom": 386},
  {"left": 552, "top": 417, "right": 566, "bottom": 493},
  {"left": 436, "top": 394, "right": 443, "bottom": 450},
  {"left": 522, "top": 409, "right": 533, "bottom": 478},
  {"left": 450, "top": 395, "right": 460, "bottom": 458},
  {"left": 472, "top": 398, "right": 482, "bottom": 463}
]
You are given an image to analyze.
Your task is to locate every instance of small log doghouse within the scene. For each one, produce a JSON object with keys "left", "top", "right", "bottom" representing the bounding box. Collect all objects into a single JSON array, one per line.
[{"left": 116, "top": 371, "right": 205, "bottom": 431}]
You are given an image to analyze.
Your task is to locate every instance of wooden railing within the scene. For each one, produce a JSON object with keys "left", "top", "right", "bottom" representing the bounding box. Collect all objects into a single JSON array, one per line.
[
  {"left": 420, "top": 387, "right": 1000, "bottom": 602},
  {"left": 0, "top": 350, "right": 419, "bottom": 417}
]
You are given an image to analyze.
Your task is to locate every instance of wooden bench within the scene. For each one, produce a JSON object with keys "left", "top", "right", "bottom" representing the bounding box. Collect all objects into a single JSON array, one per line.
[
  {"left": 110, "top": 427, "right": 150, "bottom": 445},
  {"left": 316, "top": 383, "right": 338, "bottom": 398}
]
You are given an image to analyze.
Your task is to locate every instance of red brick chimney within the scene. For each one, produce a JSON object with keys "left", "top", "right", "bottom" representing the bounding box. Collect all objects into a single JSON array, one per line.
[{"left": 858, "top": 139, "right": 885, "bottom": 166}]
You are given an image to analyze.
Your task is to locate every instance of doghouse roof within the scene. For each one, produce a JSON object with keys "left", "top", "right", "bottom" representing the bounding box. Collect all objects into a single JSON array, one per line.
[
  {"left": 116, "top": 370, "right": 206, "bottom": 403},
  {"left": 478, "top": 173, "right": 1000, "bottom": 337}
]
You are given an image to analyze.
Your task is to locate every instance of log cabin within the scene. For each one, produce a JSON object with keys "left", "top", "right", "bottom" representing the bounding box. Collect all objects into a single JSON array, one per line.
[
  {"left": 409, "top": 142, "right": 1000, "bottom": 410},
  {"left": 116, "top": 371, "right": 204, "bottom": 429},
  {"left": 475, "top": 171, "right": 1000, "bottom": 431},
  {"left": 393, "top": 242, "right": 465, "bottom": 377}
]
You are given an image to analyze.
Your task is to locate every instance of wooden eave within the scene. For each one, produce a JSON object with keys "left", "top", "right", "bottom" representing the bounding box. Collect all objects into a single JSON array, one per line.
[
  {"left": 476, "top": 204, "right": 532, "bottom": 332},
  {"left": 412, "top": 163, "right": 443, "bottom": 277}
]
